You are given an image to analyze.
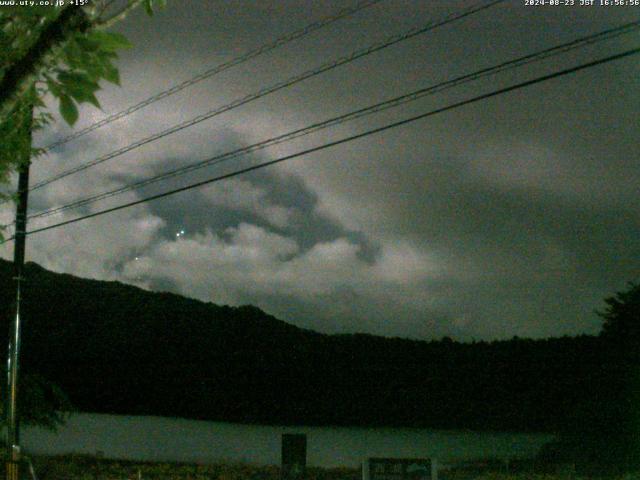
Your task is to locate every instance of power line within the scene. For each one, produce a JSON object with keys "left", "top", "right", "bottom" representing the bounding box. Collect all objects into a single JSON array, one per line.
[
  {"left": 31, "top": 0, "right": 501, "bottom": 189},
  {"left": 4, "top": 46, "right": 636, "bottom": 243},
  {"left": 25, "top": 19, "right": 640, "bottom": 224},
  {"left": 41, "top": 0, "right": 385, "bottom": 152},
  {"left": 28, "top": 0, "right": 503, "bottom": 193}
]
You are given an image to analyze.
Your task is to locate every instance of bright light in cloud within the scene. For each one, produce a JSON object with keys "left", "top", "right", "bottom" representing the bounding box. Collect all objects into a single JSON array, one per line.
[{"left": 121, "top": 223, "right": 442, "bottom": 326}]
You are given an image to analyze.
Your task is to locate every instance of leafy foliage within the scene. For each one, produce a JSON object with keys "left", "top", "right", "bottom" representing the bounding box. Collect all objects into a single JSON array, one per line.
[
  {"left": 0, "top": 1, "right": 166, "bottom": 200},
  {"left": 42, "top": 28, "right": 132, "bottom": 122},
  {"left": 2, "top": 371, "right": 71, "bottom": 430},
  {"left": 32, "top": 455, "right": 358, "bottom": 480},
  {"left": 0, "top": 91, "right": 33, "bottom": 196}
]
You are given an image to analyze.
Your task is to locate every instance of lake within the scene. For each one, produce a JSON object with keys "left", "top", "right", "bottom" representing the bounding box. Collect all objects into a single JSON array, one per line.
[{"left": 22, "top": 413, "right": 555, "bottom": 468}]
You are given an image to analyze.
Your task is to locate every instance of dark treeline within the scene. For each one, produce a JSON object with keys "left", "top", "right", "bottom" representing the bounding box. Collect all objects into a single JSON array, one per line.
[{"left": 0, "top": 260, "right": 638, "bottom": 463}]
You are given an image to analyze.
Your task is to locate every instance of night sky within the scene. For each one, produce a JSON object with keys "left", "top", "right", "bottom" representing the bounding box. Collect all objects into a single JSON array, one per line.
[{"left": 1, "top": 0, "right": 638, "bottom": 340}]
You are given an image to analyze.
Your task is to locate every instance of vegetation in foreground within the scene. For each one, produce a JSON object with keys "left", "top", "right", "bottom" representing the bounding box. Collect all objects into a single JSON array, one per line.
[
  {"left": 9, "top": 455, "right": 639, "bottom": 480},
  {"left": 24, "top": 455, "right": 357, "bottom": 480}
]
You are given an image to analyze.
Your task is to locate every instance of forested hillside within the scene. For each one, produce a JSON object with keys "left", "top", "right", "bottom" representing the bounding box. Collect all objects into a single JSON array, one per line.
[{"left": 0, "top": 260, "right": 636, "bottom": 443}]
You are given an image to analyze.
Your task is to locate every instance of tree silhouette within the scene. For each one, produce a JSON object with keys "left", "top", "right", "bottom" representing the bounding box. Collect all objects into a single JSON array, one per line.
[
  {"left": 599, "top": 281, "right": 640, "bottom": 348},
  {"left": 589, "top": 282, "right": 640, "bottom": 469}
]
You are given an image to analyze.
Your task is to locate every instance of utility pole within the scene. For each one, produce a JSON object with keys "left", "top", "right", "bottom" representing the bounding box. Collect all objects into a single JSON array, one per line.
[{"left": 5, "top": 106, "right": 32, "bottom": 480}]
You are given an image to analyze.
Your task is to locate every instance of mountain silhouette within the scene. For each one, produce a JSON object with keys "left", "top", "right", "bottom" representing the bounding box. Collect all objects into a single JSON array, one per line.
[{"left": 0, "top": 259, "right": 620, "bottom": 433}]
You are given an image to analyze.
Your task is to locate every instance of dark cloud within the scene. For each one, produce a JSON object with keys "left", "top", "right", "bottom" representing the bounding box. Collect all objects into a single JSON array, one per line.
[
  {"left": 118, "top": 128, "right": 382, "bottom": 260},
  {"left": 1, "top": 0, "right": 637, "bottom": 341}
]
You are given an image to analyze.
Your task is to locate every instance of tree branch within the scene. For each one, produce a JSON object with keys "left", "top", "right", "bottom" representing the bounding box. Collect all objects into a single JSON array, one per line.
[
  {"left": 95, "top": 0, "right": 145, "bottom": 30},
  {"left": 0, "top": 6, "right": 92, "bottom": 120},
  {"left": 95, "top": 0, "right": 120, "bottom": 22}
]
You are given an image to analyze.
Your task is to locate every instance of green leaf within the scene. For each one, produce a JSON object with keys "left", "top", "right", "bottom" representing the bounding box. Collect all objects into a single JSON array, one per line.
[
  {"left": 45, "top": 76, "right": 63, "bottom": 98},
  {"left": 61, "top": 37, "right": 84, "bottom": 68},
  {"left": 32, "top": 95, "right": 46, "bottom": 108},
  {"left": 56, "top": 71, "right": 101, "bottom": 108},
  {"left": 58, "top": 71, "right": 99, "bottom": 91},
  {"left": 76, "top": 62, "right": 104, "bottom": 84},
  {"left": 59, "top": 95, "right": 78, "bottom": 126},
  {"left": 62, "top": 86, "right": 101, "bottom": 109},
  {"left": 102, "top": 63, "right": 121, "bottom": 86},
  {"left": 88, "top": 31, "right": 132, "bottom": 52},
  {"left": 31, "top": 146, "right": 47, "bottom": 158},
  {"left": 75, "top": 35, "right": 102, "bottom": 53},
  {"left": 95, "top": 49, "right": 119, "bottom": 62},
  {"left": 61, "top": 84, "right": 101, "bottom": 109},
  {"left": 144, "top": 0, "right": 154, "bottom": 16},
  {"left": 84, "top": 92, "right": 101, "bottom": 109}
]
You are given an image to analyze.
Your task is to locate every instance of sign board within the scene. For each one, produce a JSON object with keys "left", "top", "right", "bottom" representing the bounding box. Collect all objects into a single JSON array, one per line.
[
  {"left": 281, "top": 434, "right": 307, "bottom": 480},
  {"left": 364, "top": 458, "right": 436, "bottom": 480}
]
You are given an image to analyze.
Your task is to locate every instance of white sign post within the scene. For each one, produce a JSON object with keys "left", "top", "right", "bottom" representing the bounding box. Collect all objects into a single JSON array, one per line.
[{"left": 363, "top": 458, "right": 437, "bottom": 480}]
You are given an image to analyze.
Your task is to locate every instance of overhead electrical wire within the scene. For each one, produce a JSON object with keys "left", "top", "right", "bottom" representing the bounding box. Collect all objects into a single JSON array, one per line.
[
  {"left": 28, "top": 0, "right": 503, "bottom": 193},
  {"left": 41, "top": 0, "right": 386, "bottom": 152},
  {"left": 2, "top": 46, "right": 636, "bottom": 244},
  {"left": 23, "top": 19, "right": 640, "bottom": 224}
]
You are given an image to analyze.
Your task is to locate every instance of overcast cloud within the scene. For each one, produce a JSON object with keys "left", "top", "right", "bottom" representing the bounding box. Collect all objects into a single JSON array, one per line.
[{"left": 1, "top": 0, "right": 638, "bottom": 340}]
